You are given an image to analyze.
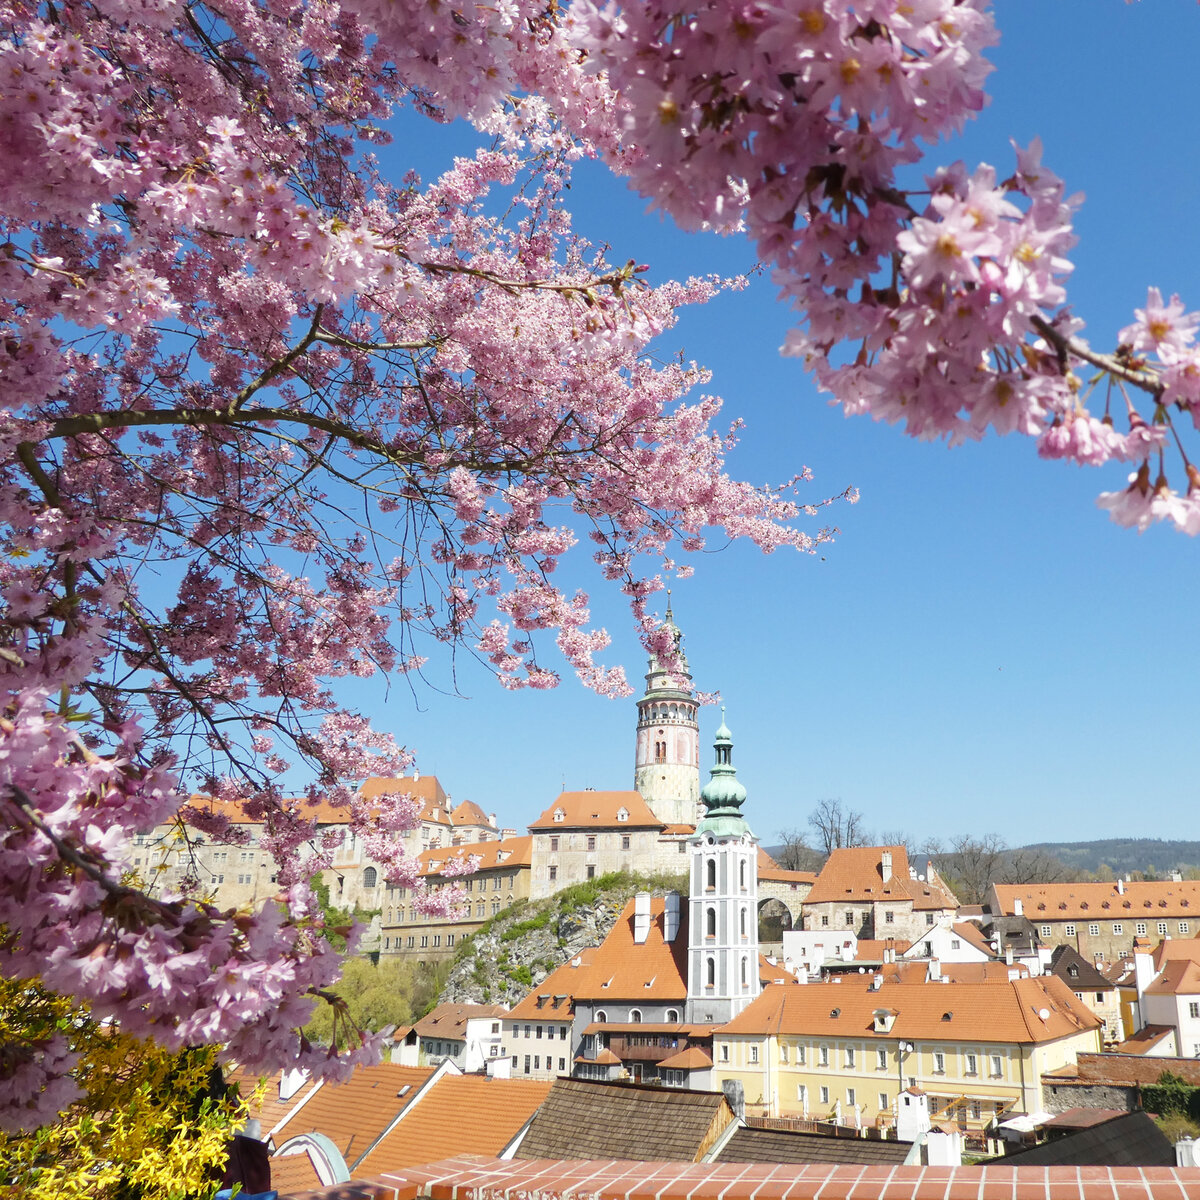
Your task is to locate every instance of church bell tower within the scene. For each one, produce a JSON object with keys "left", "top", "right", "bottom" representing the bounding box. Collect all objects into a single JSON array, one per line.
[{"left": 633, "top": 596, "right": 701, "bottom": 826}]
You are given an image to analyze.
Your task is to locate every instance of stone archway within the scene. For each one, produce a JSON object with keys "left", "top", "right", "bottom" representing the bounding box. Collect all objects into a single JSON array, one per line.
[{"left": 757, "top": 896, "right": 794, "bottom": 945}]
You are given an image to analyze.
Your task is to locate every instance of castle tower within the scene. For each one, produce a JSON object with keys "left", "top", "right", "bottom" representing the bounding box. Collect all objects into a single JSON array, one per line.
[
  {"left": 686, "top": 712, "right": 760, "bottom": 1024},
  {"left": 633, "top": 596, "right": 701, "bottom": 826}
]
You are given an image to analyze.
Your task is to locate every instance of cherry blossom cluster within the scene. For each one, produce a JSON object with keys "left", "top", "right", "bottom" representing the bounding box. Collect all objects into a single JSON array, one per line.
[{"left": 0, "top": 0, "right": 848, "bottom": 1129}]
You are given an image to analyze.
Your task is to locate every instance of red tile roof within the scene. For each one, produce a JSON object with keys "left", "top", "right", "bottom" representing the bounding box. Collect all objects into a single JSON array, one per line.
[
  {"left": 568, "top": 896, "right": 688, "bottom": 1002},
  {"left": 720, "top": 973, "right": 1101, "bottom": 1044},
  {"left": 1153, "top": 937, "right": 1200, "bottom": 969},
  {"left": 451, "top": 799, "right": 493, "bottom": 826},
  {"left": 508, "top": 952, "right": 596, "bottom": 1020},
  {"left": 225, "top": 1065, "right": 321, "bottom": 1135},
  {"left": 269, "top": 1148, "right": 325, "bottom": 1194},
  {"left": 804, "top": 846, "right": 958, "bottom": 910},
  {"left": 528, "top": 791, "right": 664, "bottom": 831},
  {"left": 1145, "top": 959, "right": 1200, "bottom": 996},
  {"left": 271, "top": 1063, "right": 435, "bottom": 1168},
  {"left": 757, "top": 848, "right": 816, "bottom": 886},
  {"left": 658, "top": 1046, "right": 713, "bottom": 1070},
  {"left": 993, "top": 880, "right": 1200, "bottom": 922},
  {"left": 413, "top": 1003, "right": 508, "bottom": 1041},
  {"left": 355, "top": 1076, "right": 552, "bottom": 1175},
  {"left": 952, "top": 921, "right": 999, "bottom": 957},
  {"left": 1045, "top": 1051, "right": 1200, "bottom": 1087},
  {"left": 418, "top": 836, "right": 531, "bottom": 877},
  {"left": 364, "top": 1155, "right": 1200, "bottom": 1200},
  {"left": 1112, "top": 1025, "right": 1177, "bottom": 1054}
]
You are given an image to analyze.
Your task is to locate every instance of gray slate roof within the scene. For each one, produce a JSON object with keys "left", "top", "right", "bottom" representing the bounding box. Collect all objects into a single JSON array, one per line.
[
  {"left": 990, "top": 1112, "right": 1175, "bottom": 1167},
  {"left": 715, "top": 1127, "right": 913, "bottom": 1165},
  {"left": 515, "top": 1079, "right": 733, "bottom": 1163}
]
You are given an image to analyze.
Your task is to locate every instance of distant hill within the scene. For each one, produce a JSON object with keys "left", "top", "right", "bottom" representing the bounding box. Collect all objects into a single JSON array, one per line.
[{"left": 1017, "top": 839, "right": 1200, "bottom": 878}]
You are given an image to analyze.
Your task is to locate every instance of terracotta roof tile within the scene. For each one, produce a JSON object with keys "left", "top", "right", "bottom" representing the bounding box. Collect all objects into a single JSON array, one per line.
[
  {"left": 528, "top": 791, "right": 665, "bottom": 831},
  {"left": 418, "top": 836, "right": 531, "bottom": 876},
  {"left": 413, "top": 1003, "right": 508, "bottom": 1041},
  {"left": 355, "top": 1075, "right": 552, "bottom": 1175},
  {"left": 720, "top": 973, "right": 1101, "bottom": 1044},
  {"left": 270, "top": 1148, "right": 325, "bottom": 1194},
  {"left": 515, "top": 1080, "right": 733, "bottom": 1162},
  {"left": 1052, "top": 1051, "right": 1200, "bottom": 1087},
  {"left": 451, "top": 799, "right": 493, "bottom": 826},
  {"left": 367, "top": 1156, "right": 1200, "bottom": 1200},
  {"left": 271, "top": 1063, "right": 435, "bottom": 1168},
  {"left": 715, "top": 1127, "right": 912, "bottom": 1165},
  {"left": 757, "top": 847, "right": 816, "bottom": 885},
  {"left": 569, "top": 897, "right": 688, "bottom": 1002},
  {"left": 953, "top": 921, "right": 999, "bottom": 957},
  {"left": 1152, "top": 937, "right": 1200, "bottom": 969},
  {"left": 658, "top": 1046, "right": 713, "bottom": 1070},
  {"left": 1146, "top": 959, "right": 1200, "bottom": 996},
  {"left": 508, "top": 952, "right": 596, "bottom": 1019},
  {"left": 805, "top": 846, "right": 958, "bottom": 910},
  {"left": 992, "top": 882, "right": 1200, "bottom": 923},
  {"left": 1112, "top": 1026, "right": 1176, "bottom": 1054},
  {"left": 225, "top": 1065, "right": 321, "bottom": 1135}
]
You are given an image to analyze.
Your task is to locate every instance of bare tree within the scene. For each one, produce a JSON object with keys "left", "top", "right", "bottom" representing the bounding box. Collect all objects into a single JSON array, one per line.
[
  {"left": 808, "top": 798, "right": 871, "bottom": 858},
  {"left": 932, "top": 833, "right": 1009, "bottom": 905},
  {"left": 773, "top": 828, "right": 824, "bottom": 872}
]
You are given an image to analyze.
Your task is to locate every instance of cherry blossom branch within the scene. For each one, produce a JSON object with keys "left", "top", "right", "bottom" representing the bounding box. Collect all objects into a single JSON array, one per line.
[{"left": 1030, "top": 316, "right": 1165, "bottom": 399}]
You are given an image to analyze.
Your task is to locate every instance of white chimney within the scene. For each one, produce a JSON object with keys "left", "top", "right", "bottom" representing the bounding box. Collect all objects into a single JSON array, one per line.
[
  {"left": 881, "top": 851, "right": 893, "bottom": 883},
  {"left": 928, "top": 958, "right": 941, "bottom": 981},
  {"left": 896, "top": 1088, "right": 931, "bottom": 1142},
  {"left": 663, "top": 891, "right": 680, "bottom": 943},
  {"left": 1013, "top": 898, "right": 1023, "bottom": 917},
  {"left": 279, "top": 1068, "right": 309, "bottom": 1101},
  {"left": 1005, "top": 946, "right": 1014, "bottom": 966},
  {"left": 1117, "top": 877, "right": 1125, "bottom": 894},
  {"left": 633, "top": 891, "right": 652, "bottom": 944}
]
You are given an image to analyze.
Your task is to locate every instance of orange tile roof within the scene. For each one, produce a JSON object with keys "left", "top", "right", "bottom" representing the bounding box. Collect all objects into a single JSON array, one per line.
[
  {"left": 370, "top": 1154, "right": 1200, "bottom": 1200},
  {"left": 269, "top": 1148, "right": 324, "bottom": 1194},
  {"left": 1145, "top": 958, "right": 1200, "bottom": 996},
  {"left": 1153, "top": 936, "right": 1200, "bottom": 969},
  {"left": 508, "top": 952, "right": 596, "bottom": 1020},
  {"left": 993, "top": 880, "right": 1200, "bottom": 922},
  {"left": 804, "top": 846, "right": 957, "bottom": 910},
  {"left": 759, "top": 955, "right": 794, "bottom": 984},
  {"left": 418, "top": 836, "right": 531, "bottom": 877},
  {"left": 355, "top": 1075, "right": 552, "bottom": 1175},
  {"left": 413, "top": 1003, "right": 508, "bottom": 1041},
  {"left": 1112, "top": 1025, "right": 1176, "bottom": 1054},
  {"left": 271, "top": 1063, "right": 435, "bottom": 1167},
  {"left": 528, "top": 791, "right": 664, "bottom": 831},
  {"left": 569, "top": 896, "right": 687, "bottom": 1002},
  {"left": 952, "top": 921, "right": 999, "bottom": 957},
  {"left": 225, "top": 1065, "right": 320, "bottom": 1135},
  {"left": 757, "top": 847, "right": 816, "bottom": 885},
  {"left": 854, "top": 938, "right": 913, "bottom": 959},
  {"left": 658, "top": 1046, "right": 713, "bottom": 1070},
  {"left": 719, "top": 973, "right": 1101, "bottom": 1044},
  {"left": 662, "top": 823, "right": 696, "bottom": 837},
  {"left": 359, "top": 775, "right": 447, "bottom": 807},
  {"left": 451, "top": 799, "right": 493, "bottom": 826}
]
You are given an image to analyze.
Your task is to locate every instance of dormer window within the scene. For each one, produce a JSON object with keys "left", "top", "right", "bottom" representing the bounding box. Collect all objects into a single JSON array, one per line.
[
  {"left": 617, "top": 808, "right": 629, "bottom": 822},
  {"left": 553, "top": 808, "right": 565, "bottom": 823},
  {"left": 872, "top": 1009, "right": 897, "bottom": 1034}
]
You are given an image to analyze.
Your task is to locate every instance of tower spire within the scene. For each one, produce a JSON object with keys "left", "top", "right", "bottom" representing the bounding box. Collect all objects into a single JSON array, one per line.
[{"left": 697, "top": 710, "right": 750, "bottom": 834}]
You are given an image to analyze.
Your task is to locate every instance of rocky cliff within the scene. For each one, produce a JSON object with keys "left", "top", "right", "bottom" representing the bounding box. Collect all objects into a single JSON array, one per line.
[{"left": 439, "top": 871, "right": 686, "bottom": 1008}]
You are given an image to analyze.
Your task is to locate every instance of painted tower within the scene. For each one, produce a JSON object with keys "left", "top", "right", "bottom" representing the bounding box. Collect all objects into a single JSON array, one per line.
[
  {"left": 633, "top": 596, "right": 701, "bottom": 827},
  {"left": 686, "top": 712, "right": 760, "bottom": 1024}
]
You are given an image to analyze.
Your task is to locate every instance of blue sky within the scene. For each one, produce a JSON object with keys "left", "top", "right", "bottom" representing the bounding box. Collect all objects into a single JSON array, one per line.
[{"left": 350, "top": 3, "right": 1200, "bottom": 848}]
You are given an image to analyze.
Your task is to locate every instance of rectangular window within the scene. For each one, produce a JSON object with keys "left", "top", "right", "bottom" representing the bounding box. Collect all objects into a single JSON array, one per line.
[
  {"left": 1182, "top": 922, "right": 1190, "bottom": 934},
  {"left": 493, "top": 877, "right": 502, "bottom": 891},
  {"left": 621, "top": 835, "right": 630, "bottom": 851},
  {"left": 433, "top": 935, "right": 441, "bottom": 947},
  {"left": 559, "top": 1058, "right": 565, "bottom": 1072},
  {"left": 1041, "top": 925, "right": 1052, "bottom": 937},
  {"left": 820, "top": 1086, "right": 830, "bottom": 1105},
  {"left": 884, "top": 911, "right": 894, "bottom": 925},
  {"left": 720, "top": 1043, "right": 729, "bottom": 1063},
  {"left": 819, "top": 1046, "right": 829, "bottom": 1067},
  {"left": 524, "top": 1056, "right": 531, "bottom": 1073},
  {"left": 933, "top": 1052, "right": 945, "bottom": 1074},
  {"left": 990, "top": 1054, "right": 1003, "bottom": 1077},
  {"left": 1190, "top": 1002, "right": 1200, "bottom": 1019},
  {"left": 879, "top": 1092, "right": 889, "bottom": 1110},
  {"left": 877, "top": 1048, "right": 888, "bottom": 1070},
  {"left": 548, "top": 865, "right": 557, "bottom": 882},
  {"left": 797, "top": 1084, "right": 807, "bottom": 1106},
  {"left": 524, "top": 1024, "right": 531, "bottom": 1037},
  {"left": 847, "top": 1088, "right": 856, "bottom": 1105},
  {"left": 926, "top": 913, "right": 934, "bottom": 926},
  {"left": 406, "top": 936, "right": 415, "bottom": 948},
  {"left": 549, "top": 836, "right": 559, "bottom": 851},
  {"left": 560, "top": 1026, "right": 568, "bottom": 1040},
  {"left": 1158, "top": 921, "right": 1169, "bottom": 935},
  {"left": 1088, "top": 923, "right": 1100, "bottom": 936},
  {"left": 780, "top": 1043, "right": 788, "bottom": 1064},
  {"left": 845, "top": 1047, "right": 856, "bottom": 1069},
  {"left": 447, "top": 934, "right": 455, "bottom": 946},
  {"left": 796, "top": 1045, "right": 805, "bottom": 1065},
  {"left": 586, "top": 835, "right": 596, "bottom": 851},
  {"left": 845, "top": 911, "right": 854, "bottom": 925},
  {"left": 536, "top": 1025, "right": 543, "bottom": 1039},
  {"left": 965, "top": 1053, "right": 978, "bottom": 1076},
  {"left": 420, "top": 935, "right": 428, "bottom": 947},
  {"left": 1113, "top": 923, "right": 1123, "bottom": 935},
  {"left": 749, "top": 1045, "right": 759, "bottom": 1064},
  {"left": 533, "top": 1056, "right": 540, "bottom": 1070},
  {"left": 821, "top": 916, "right": 829, "bottom": 927},
  {"left": 1064, "top": 923, "right": 1076, "bottom": 936},
  {"left": 1137, "top": 922, "right": 1147, "bottom": 935},
  {"left": 586, "top": 865, "right": 595, "bottom": 879}
]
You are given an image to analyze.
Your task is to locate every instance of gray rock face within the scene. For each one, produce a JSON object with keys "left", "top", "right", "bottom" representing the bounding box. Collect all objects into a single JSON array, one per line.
[{"left": 438, "top": 877, "right": 684, "bottom": 1007}]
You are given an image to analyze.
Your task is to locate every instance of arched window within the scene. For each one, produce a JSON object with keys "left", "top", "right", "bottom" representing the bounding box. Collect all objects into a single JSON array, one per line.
[
  {"left": 739, "top": 859, "right": 747, "bottom": 891},
  {"left": 706, "top": 958, "right": 716, "bottom": 988},
  {"left": 740, "top": 956, "right": 748, "bottom": 987},
  {"left": 630, "top": 1008, "right": 643, "bottom": 1023},
  {"left": 739, "top": 907, "right": 747, "bottom": 938},
  {"left": 706, "top": 859, "right": 716, "bottom": 890},
  {"left": 596, "top": 1010, "right": 608, "bottom": 1023},
  {"left": 666, "top": 1008, "right": 680, "bottom": 1023},
  {"left": 363, "top": 866, "right": 378, "bottom": 889},
  {"left": 706, "top": 908, "right": 716, "bottom": 938}
]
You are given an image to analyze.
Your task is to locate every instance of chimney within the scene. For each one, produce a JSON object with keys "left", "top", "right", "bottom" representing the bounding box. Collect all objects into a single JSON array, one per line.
[
  {"left": 1013, "top": 898, "right": 1023, "bottom": 917},
  {"left": 1117, "top": 877, "right": 1125, "bottom": 894},
  {"left": 928, "top": 957, "right": 941, "bottom": 981},
  {"left": 881, "top": 851, "right": 893, "bottom": 883},
  {"left": 633, "top": 892, "right": 652, "bottom": 944},
  {"left": 279, "top": 1068, "right": 309, "bottom": 1101},
  {"left": 663, "top": 891, "right": 680, "bottom": 943},
  {"left": 1005, "top": 946, "right": 1014, "bottom": 966},
  {"left": 489, "top": 812, "right": 496, "bottom": 827},
  {"left": 413, "top": 768, "right": 420, "bottom": 782}
]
